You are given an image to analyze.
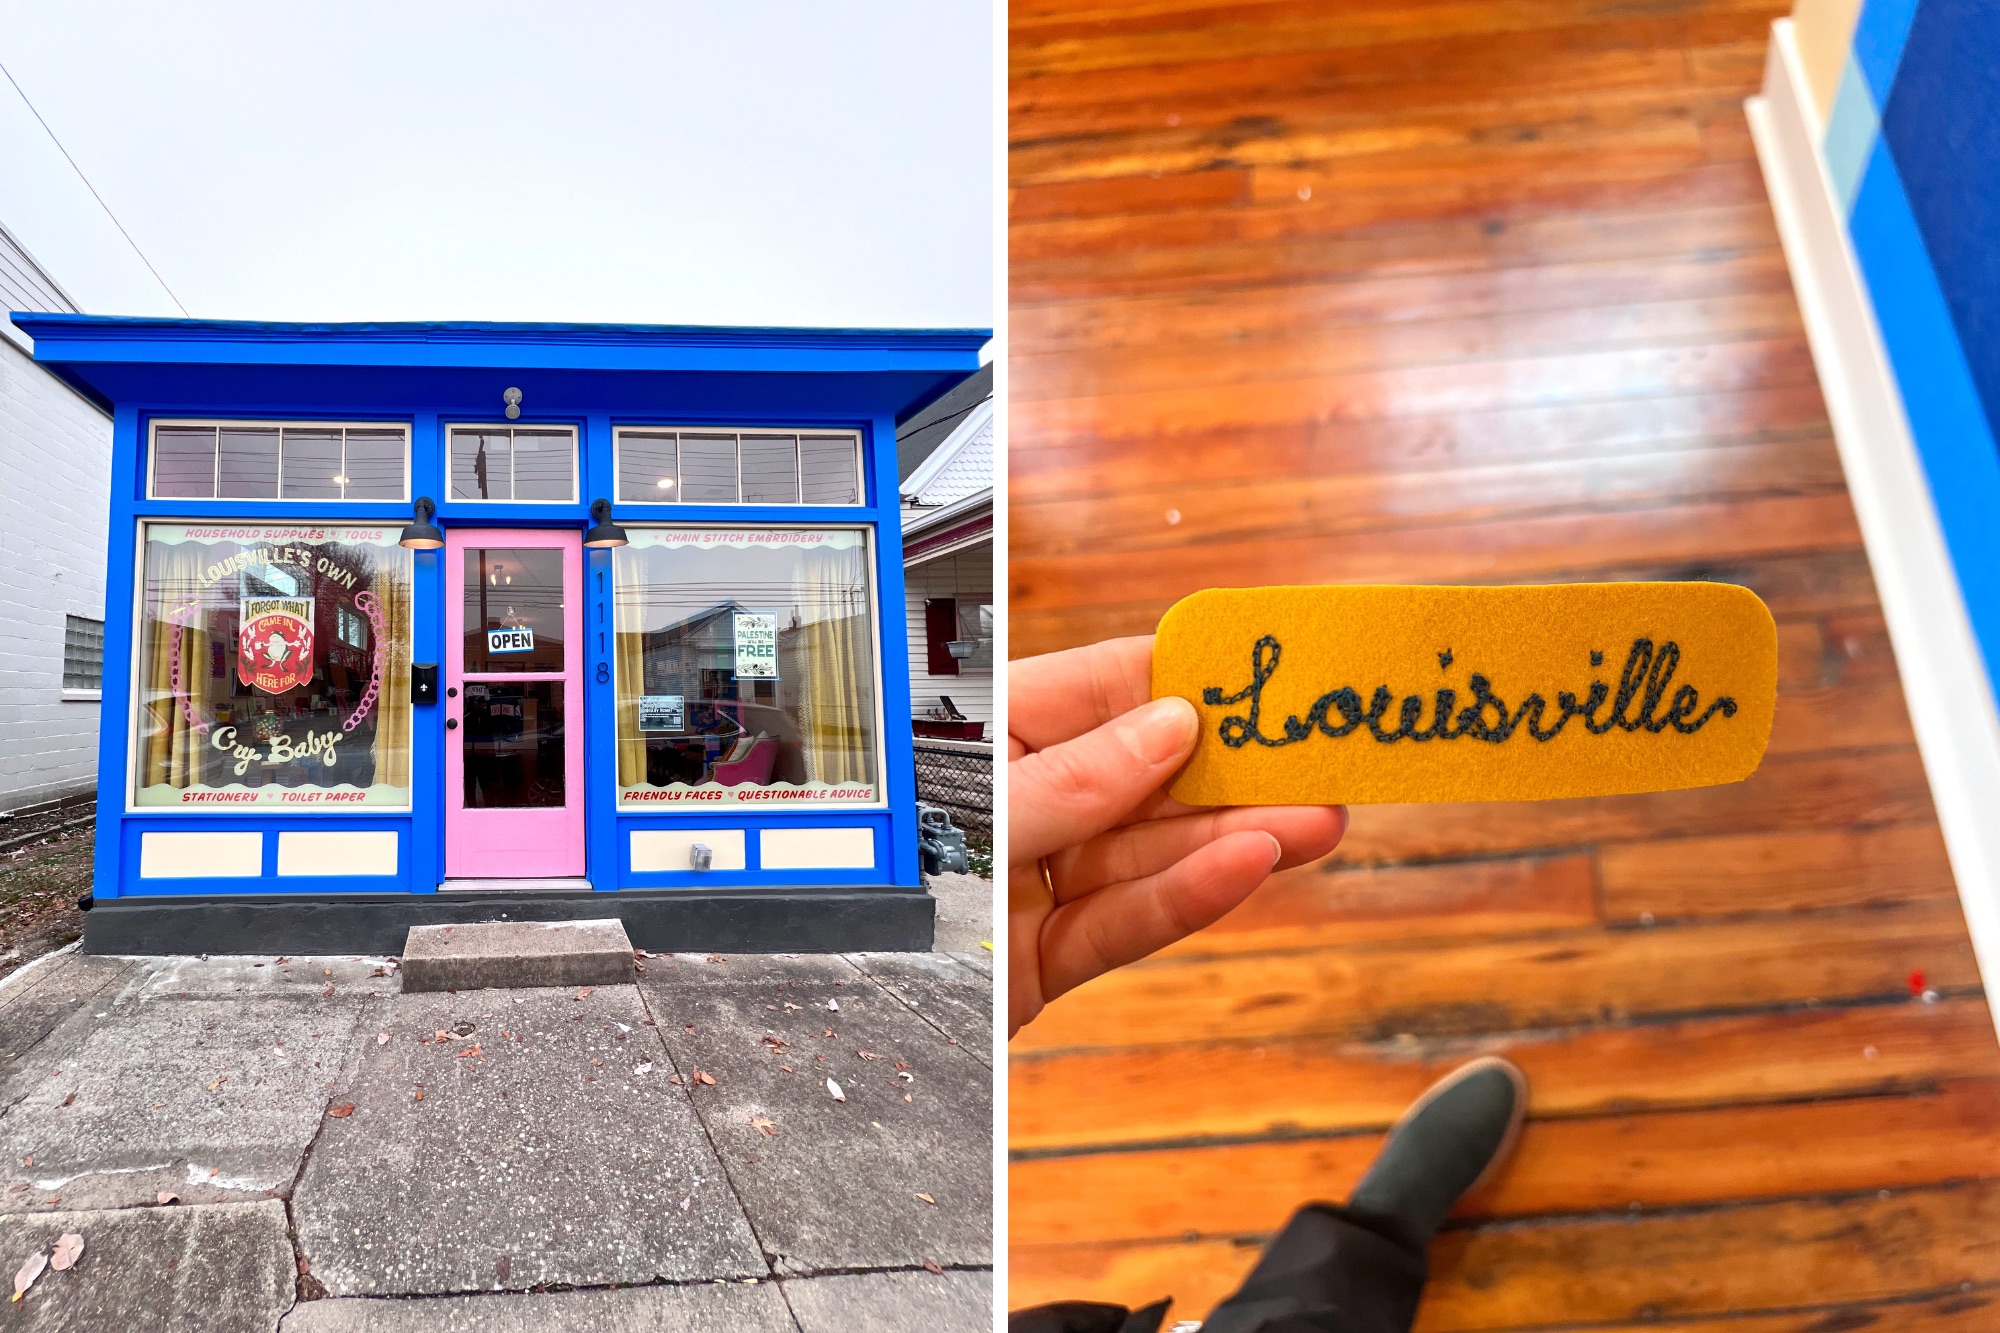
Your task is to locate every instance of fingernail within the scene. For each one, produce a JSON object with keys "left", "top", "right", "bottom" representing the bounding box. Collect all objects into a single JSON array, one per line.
[
  {"left": 1262, "top": 832, "right": 1283, "bottom": 867},
  {"left": 1124, "top": 696, "right": 1199, "bottom": 765}
]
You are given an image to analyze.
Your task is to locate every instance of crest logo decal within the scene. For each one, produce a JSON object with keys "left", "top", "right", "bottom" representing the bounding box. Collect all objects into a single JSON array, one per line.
[{"left": 239, "top": 597, "right": 315, "bottom": 694}]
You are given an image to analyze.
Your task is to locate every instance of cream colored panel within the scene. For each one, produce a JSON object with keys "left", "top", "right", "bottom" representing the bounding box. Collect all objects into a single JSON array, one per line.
[
  {"left": 631, "top": 829, "right": 747, "bottom": 873},
  {"left": 277, "top": 831, "right": 399, "bottom": 877},
  {"left": 139, "top": 831, "right": 262, "bottom": 878},
  {"left": 758, "top": 827, "right": 876, "bottom": 871},
  {"left": 1793, "top": 0, "right": 1865, "bottom": 121}
]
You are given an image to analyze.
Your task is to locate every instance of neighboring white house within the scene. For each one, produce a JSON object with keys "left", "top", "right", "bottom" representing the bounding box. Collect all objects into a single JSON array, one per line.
[
  {"left": 898, "top": 362, "right": 992, "bottom": 736},
  {"left": 0, "top": 221, "right": 111, "bottom": 811}
]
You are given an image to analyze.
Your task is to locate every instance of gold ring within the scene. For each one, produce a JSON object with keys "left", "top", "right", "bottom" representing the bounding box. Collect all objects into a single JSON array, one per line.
[{"left": 1038, "top": 856, "right": 1056, "bottom": 898}]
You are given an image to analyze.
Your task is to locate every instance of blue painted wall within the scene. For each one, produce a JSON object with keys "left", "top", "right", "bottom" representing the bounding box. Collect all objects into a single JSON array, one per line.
[
  {"left": 11, "top": 318, "right": 986, "bottom": 905},
  {"left": 1824, "top": 1, "right": 2000, "bottom": 706}
]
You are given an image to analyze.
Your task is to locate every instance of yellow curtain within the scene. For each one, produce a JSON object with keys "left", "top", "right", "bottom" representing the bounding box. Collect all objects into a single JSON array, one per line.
[
  {"left": 613, "top": 549, "right": 649, "bottom": 786},
  {"left": 139, "top": 540, "right": 213, "bottom": 793},
  {"left": 794, "top": 544, "right": 874, "bottom": 786},
  {"left": 366, "top": 549, "right": 414, "bottom": 790}
]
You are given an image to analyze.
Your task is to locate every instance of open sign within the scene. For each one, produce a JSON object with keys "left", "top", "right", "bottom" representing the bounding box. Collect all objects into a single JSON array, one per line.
[{"left": 486, "top": 627, "right": 535, "bottom": 654}]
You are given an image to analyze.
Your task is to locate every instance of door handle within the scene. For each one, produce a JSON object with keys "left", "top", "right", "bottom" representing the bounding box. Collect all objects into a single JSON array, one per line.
[{"left": 446, "top": 718, "right": 459, "bottom": 730}]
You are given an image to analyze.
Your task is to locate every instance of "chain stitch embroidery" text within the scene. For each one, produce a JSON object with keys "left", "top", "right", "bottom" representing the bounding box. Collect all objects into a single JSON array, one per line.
[{"left": 1202, "top": 636, "right": 1738, "bottom": 748}]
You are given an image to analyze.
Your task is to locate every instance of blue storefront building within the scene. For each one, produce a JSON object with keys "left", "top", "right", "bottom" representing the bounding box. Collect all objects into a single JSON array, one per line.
[{"left": 11, "top": 315, "right": 986, "bottom": 954}]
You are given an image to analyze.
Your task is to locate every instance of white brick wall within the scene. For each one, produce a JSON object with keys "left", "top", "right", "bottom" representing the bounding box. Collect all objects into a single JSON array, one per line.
[{"left": 0, "top": 335, "right": 112, "bottom": 809}]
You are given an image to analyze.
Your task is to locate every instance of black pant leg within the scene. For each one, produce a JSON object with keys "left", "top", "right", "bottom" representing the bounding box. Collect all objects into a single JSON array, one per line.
[
  {"left": 1197, "top": 1204, "right": 1429, "bottom": 1333},
  {"left": 1009, "top": 1299, "right": 1171, "bottom": 1333}
]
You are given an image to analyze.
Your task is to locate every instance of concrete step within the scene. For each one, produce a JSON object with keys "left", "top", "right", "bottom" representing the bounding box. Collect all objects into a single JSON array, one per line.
[{"left": 400, "top": 918, "right": 635, "bottom": 992}]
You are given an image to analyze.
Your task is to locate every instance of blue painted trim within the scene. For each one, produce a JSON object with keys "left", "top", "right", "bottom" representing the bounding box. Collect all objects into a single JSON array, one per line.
[
  {"left": 92, "top": 406, "right": 142, "bottom": 901},
  {"left": 1853, "top": 0, "right": 1923, "bottom": 105},
  {"left": 116, "top": 817, "right": 415, "bottom": 895},
  {"left": 1848, "top": 138, "right": 2000, "bottom": 703}
]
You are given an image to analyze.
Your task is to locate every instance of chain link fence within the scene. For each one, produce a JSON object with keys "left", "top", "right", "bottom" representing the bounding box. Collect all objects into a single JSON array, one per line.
[{"left": 913, "top": 738, "right": 992, "bottom": 836}]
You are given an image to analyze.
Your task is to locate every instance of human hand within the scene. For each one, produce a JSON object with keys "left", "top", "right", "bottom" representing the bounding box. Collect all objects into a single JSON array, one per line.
[{"left": 1008, "top": 635, "right": 1348, "bottom": 1036}]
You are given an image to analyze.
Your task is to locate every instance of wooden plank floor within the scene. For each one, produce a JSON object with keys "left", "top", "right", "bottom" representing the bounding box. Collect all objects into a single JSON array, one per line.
[{"left": 1006, "top": 1, "right": 2000, "bottom": 1326}]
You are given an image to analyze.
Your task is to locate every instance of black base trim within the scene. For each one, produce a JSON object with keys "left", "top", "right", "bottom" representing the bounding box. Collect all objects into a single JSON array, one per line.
[{"left": 83, "top": 887, "right": 935, "bottom": 956}]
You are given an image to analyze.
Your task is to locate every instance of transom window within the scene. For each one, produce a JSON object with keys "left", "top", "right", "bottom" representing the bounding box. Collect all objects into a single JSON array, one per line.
[
  {"left": 148, "top": 421, "right": 409, "bottom": 501},
  {"left": 615, "top": 428, "right": 862, "bottom": 506},
  {"left": 448, "top": 426, "right": 579, "bottom": 503}
]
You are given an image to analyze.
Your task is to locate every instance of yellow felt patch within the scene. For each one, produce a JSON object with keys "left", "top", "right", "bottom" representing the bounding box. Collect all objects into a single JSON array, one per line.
[{"left": 1154, "top": 583, "right": 1777, "bottom": 805}]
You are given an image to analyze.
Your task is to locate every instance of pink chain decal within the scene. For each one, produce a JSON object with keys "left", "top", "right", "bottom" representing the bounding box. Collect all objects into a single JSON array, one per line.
[
  {"left": 164, "top": 601, "right": 210, "bottom": 735},
  {"left": 342, "top": 590, "right": 386, "bottom": 733}
]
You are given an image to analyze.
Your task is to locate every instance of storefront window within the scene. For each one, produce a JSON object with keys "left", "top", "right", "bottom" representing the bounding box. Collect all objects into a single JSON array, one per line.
[
  {"left": 134, "top": 524, "right": 413, "bottom": 808},
  {"left": 614, "top": 528, "right": 880, "bottom": 807}
]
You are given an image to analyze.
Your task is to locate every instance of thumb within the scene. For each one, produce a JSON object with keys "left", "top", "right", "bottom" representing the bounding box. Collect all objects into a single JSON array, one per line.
[{"left": 1010, "top": 696, "right": 1200, "bottom": 865}]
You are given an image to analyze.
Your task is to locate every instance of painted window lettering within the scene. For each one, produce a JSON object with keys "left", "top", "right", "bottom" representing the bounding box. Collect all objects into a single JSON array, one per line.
[
  {"left": 134, "top": 524, "right": 413, "bottom": 808},
  {"left": 613, "top": 528, "right": 882, "bottom": 808}
]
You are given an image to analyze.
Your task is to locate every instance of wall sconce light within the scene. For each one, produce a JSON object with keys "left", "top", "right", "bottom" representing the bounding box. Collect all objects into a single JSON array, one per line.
[
  {"left": 399, "top": 496, "right": 444, "bottom": 550},
  {"left": 583, "top": 498, "right": 628, "bottom": 548},
  {"left": 503, "top": 386, "right": 523, "bottom": 420},
  {"left": 946, "top": 640, "right": 978, "bottom": 659}
]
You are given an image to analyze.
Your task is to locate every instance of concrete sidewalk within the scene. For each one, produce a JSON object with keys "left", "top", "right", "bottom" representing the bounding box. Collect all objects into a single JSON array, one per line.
[{"left": 0, "top": 941, "right": 993, "bottom": 1331}]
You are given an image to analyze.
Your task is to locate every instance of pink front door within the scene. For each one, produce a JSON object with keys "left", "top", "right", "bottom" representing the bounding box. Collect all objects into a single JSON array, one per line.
[{"left": 444, "top": 529, "right": 585, "bottom": 879}]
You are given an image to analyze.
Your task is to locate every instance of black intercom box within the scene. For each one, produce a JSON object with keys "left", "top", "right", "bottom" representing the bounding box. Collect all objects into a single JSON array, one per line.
[{"left": 411, "top": 663, "right": 438, "bottom": 703}]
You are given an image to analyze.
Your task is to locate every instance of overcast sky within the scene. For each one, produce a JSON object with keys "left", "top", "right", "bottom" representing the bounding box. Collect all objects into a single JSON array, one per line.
[{"left": 0, "top": 2, "right": 993, "bottom": 331}]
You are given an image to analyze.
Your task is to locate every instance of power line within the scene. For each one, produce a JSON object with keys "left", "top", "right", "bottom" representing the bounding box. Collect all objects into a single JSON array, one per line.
[{"left": 0, "top": 59, "right": 190, "bottom": 316}]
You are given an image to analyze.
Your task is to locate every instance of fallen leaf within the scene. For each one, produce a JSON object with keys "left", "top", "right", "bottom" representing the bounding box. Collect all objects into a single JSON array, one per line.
[
  {"left": 575, "top": 987, "right": 594, "bottom": 1000},
  {"left": 156, "top": 1192, "right": 178, "bottom": 1205},
  {"left": 207, "top": 1076, "right": 227, "bottom": 1092},
  {"left": 894, "top": 1060, "right": 911, "bottom": 1072},
  {"left": 980, "top": 939, "right": 993, "bottom": 952},
  {"left": 668, "top": 1075, "right": 683, "bottom": 1086},
  {"left": 778, "top": 1065, "right": 792, "bottom": 1073},
  {"left": 857, "top": 1050, "right": 882, "bottom": 1061},
  {"left": 904, "top": 1093, "right": 913, "bottom": 1103},
  {"left": 923, "top": 1261, "right": 943, "bottom": 1275},
  {"left": 275, "top": 956, "right": 289, "bottom": 965},
  {"left": 327, "top": 1103, "right": 355, "bottom": 1119},
  {"left": 915, "top": 1193, "right": 935, "bottom": 1205},
  {"left": 40, "top": 1197, "right": 57, "bottom": 1205},
  {"left": 412, "top": 1090, "right": 425, "bottom": 1102},
  {"left": 456, "top": 1044, "right": 483, "bottom": 1060},
  {"left": 208, "top": 1169, "right": 218, "bottom": 1178},
  {"left": 823, "top": 1028, "right": 835, "bottom": 1038},
  {"left": 377, "top": 1033, "right": 390, "bottom": 1046},
  {"left": 13, "top": 1250, "right": 46, "bottom": 1300},
  {"left": 49, "top": 1235, "right": 82, "bottom": 1272},
  {"left": 750, "top": 1115, "right": 778, "bottom": 1137},
  {"left": 693, "top": 1070, "right": 716, "bottom": 1087},
  {"left": 588, "top": 1058, "right": 604, "bottom": 1068},
  {"left": 682, "top": 1024, "right": 696, "bottom": 1035},
  {"left": 59, "top": 1093, "right": 74, "bottom": 1108},
  {"left": 826, "top": 1077, "right": 845, "bottom": 1102}
]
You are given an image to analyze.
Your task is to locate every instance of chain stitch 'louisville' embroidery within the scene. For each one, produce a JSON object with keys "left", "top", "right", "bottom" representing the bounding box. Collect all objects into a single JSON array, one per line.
[{"left": 1202, "top": 635, "right": 1738, "bottom": 749}]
